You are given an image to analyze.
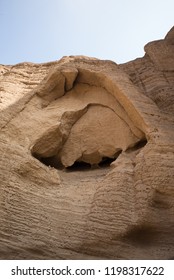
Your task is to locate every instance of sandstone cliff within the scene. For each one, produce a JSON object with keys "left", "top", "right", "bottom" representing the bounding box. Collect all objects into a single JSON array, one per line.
[{"left": 0, "top": 27, "right": 174, "bottom": 259}]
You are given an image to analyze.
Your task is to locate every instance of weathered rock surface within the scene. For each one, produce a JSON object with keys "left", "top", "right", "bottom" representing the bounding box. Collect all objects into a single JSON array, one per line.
[{"left": 0, "top": 27, "right": 174, "bottom": 259}]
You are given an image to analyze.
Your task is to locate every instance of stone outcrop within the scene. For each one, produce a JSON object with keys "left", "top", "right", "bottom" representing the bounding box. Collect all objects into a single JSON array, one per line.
[
  {"left": 32, "top": 75, "right": 144, "bottom": 167},
  {"left": 0, "top": 27, "right": 174, "bottom": 259}
]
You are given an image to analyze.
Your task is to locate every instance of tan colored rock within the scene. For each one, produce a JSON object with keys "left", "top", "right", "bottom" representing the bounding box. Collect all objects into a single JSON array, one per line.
[
  {"left": 121, "top": 26, "right": 174, "bottom": 113},
  {"left": 59, "top": 105, "right": 139, "bottom": 167},
  {"left": 0, "top": 27, "right": 174, "bottom": 260},
  {"left": 35, "top": 66, "right": 78, "bottom": 102},
  {"left": 35, "top": 68, "right": 65, "bottom": 101},
  {"left": 61, "top": 67, "right": 78, "bottom": 91}
]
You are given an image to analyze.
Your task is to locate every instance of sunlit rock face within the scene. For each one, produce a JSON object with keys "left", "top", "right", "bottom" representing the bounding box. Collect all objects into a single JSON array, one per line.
[
  {"left": 31, "top": 76, "right": 144, "bottom": 168},
  {"left": 0, "top": 27, "right": 174, "bottom": 260}
]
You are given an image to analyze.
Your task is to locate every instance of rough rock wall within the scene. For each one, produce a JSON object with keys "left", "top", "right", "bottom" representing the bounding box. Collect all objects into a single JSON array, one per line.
[
  {"left": 120, "top": 27, "right": 174, "bottom": 113},
  {"left": 0, "top": 28, "right": 174, "bottom": 259}
]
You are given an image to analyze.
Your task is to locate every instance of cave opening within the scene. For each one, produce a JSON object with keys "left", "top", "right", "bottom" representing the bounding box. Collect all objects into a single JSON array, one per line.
[
  {"left": 99, "top": 151, "right": 122, "bottom": 168},
  {"left": 127, "top": 139, "right": 147, "bottom": 152},
  {"left": 67, "top": 155, "right": 120, "bottom": 171},
  {"left": 36, "top": 155, "right": 64, "bottom": 170},
  {"left": 32, "top": 139, "right": 147, "bottom": 172},
  {"left": 134, "top": 139, "right": 147, "bottom": 149},
  {"left": 34, "top": 153, "right": 120, "bottom": 171},
  {"left": 66, "top": 161, "right": 91, "bottom": 171}
]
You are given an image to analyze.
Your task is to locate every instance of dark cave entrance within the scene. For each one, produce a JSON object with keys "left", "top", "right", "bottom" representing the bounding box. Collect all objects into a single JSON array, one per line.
[
  {"left": 66, "top": 161, "right": 91, "bottom": 171},
  {"left": 34, "top": 153, "right": 121, "bottom": 172},
  {"left": 66, "top": 153, "right": 122, "bottom": 171},
  {"left": 99, "top": 151, "right": 122, "bottom": 168},
  {"left": 133, "top": 139, "right": 147, "bottom": 150},
  {"left": 32, "top": 139, "right": 147, "bottom": 172},
  {"left": 35, "top": 155, "right": 64, "bottom": 170}
]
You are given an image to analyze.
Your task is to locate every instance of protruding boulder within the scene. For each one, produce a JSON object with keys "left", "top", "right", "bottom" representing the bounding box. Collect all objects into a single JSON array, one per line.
[
  {"left": 59, "top": 105, "right": 139, "bottom": 167},
  {"left": 35, "top": 68, "right": 65, "bottom": 101}
]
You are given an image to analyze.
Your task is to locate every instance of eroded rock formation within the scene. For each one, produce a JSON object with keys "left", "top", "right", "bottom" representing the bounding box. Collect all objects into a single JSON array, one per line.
[
  {"left": 31, "top": 69, "right": 145, "bottom": 167},
  {"left": 0, "top": 27, "right": 174, "bottom": 259}
]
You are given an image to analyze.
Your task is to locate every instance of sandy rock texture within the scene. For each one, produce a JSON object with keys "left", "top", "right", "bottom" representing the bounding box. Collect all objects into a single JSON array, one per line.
[{"left": 0, "top": 27, "right": 174, "bottom": 259}]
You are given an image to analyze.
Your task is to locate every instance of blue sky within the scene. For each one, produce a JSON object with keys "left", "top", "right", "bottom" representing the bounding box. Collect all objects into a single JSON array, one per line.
[{"left": 0, "top": 0, "right": 173, "bottom": 65}]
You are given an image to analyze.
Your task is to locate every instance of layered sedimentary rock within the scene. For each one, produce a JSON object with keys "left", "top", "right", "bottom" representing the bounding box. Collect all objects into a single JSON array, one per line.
[{"left": 0, "top": 27, "right": 174, "bottom": 259}]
